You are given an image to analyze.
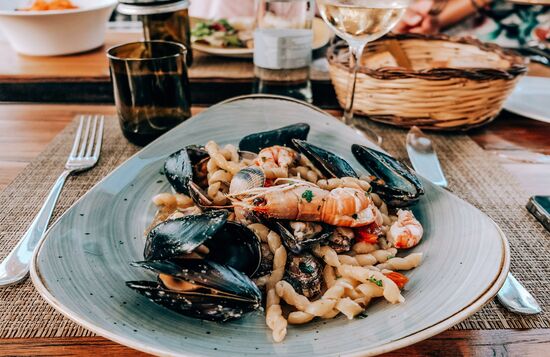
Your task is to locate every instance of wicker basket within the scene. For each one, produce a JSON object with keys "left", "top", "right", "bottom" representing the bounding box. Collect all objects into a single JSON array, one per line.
[{"left": 327, "top": 34, "right": 528, "bottom": 130}]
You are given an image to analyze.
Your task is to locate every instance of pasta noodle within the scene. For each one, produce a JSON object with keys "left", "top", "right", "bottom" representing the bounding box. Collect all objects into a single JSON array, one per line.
[
  {"left": 376, "top": 253, "right": 423, "bottom": 271},
  {"left": 317, "top": 177, "right": 371, "bottom": 191},
  {"left": 289, "top": 165, "right": 320, "bottom": 183},
  {"left": 336, "top": 297, "right": 363, "bottom": 319}
]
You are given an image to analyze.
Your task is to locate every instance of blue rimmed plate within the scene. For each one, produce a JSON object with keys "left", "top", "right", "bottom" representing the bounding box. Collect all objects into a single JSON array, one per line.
[{"left": 31, "top": 95, "right": 509, "bottom": 356}]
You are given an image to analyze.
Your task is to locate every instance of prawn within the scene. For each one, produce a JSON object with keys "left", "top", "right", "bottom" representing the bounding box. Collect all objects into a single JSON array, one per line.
[
  {"left": 232, "top": 182, "right": 382, "bottom": 227},
  {"left": 388, "top": 209, "right": 423, "bottom": 248},
  {"left": 255, "top": 146, "right": 298, "bottom": 179}
]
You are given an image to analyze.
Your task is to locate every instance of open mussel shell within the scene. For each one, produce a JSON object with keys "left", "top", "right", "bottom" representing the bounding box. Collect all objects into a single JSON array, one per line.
[
  {"left": 352, "top": 144, "right": 424, "bottom": 207},
  {"left": 165, "top": 145, "right": 257, "bottom": 209},
  {"left": 284, "top": 252, "right": 323, "bottom": 298},
  {"left": 204, "top": 221, "right": 262, "bottom": 277},
  {"left": 144, "top": 211, "right": 261, "bottom": 277},
  {"left": 292, "top": 139, "right": 357, "bottom": 178},
  {"left": 127, "top": 259, "right": 262, "bottom": 322},
  {"left": 239, "top": 123, "right": 310, "bottom": 153},
  {"left": 276, "top": 221, "right": 333, "bottom": 254},
  {"left": 164, "top": 145, "right": 209, "bottom": 195},
  {"left": 144, "top": 210, "right": 228, "bottom": 261}
]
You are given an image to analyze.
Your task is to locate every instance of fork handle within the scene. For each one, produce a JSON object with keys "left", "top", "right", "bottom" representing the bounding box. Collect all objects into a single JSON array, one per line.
[{"left": 0, "top": 170, "right": 71, "bottom": 286}]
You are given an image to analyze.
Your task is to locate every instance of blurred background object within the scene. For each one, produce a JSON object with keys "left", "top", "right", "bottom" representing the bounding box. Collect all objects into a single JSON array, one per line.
[
  {"left": 0, "top": 0, "right": 117, "bottom": 56},
  {"left": 253, "top": 0, "right": 315, "bottom": 102},
  {"left": 117, "top": 0, "right": 193, "bottom": 65},
  {"left": 394, "top": 0, "right": 549, "bottom": 50}
]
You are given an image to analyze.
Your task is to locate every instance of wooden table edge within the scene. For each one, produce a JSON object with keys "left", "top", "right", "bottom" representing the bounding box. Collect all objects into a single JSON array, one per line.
[{"left": 1, "top": 329, "right": 549, "bottom": 356}]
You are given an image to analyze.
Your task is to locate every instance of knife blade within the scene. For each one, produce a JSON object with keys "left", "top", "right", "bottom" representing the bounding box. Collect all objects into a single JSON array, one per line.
[
  {"left": 406, "top": 126, "right": 448, "bottom": 188},
  {"left": 405, "top": 126, "right": 541, "bottom": 315}
]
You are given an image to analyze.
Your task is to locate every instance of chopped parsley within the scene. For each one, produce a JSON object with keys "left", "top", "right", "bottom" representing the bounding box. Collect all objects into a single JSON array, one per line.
[
  {"left": 356, "top": 311, "right": 369, "bottom": 319},
  {"left": 387, "top": 255, "right": 395, "bottom": 260},
  {"left": 369, "top": 276, "right": 383, "bottom": 287},
  {"left": 299, "top": 262, "right": 315, "bottom": 274},
  {"left": 302, "top": 189, "right": 314, "bottom": 203}
]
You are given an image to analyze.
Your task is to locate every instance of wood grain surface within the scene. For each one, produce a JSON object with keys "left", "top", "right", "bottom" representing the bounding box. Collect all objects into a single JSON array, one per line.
[{"left": 1, "top": 329, "right": 550, "bottom": 356}]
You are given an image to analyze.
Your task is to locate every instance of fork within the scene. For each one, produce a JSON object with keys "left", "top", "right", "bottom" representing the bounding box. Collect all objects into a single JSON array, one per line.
[{"left": 0, "top": 115, "right": 104, "bottom": 286}]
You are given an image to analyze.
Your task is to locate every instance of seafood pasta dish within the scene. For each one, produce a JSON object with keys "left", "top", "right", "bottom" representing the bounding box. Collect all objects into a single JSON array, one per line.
[{"left": 126, "top": 124, "right": 425, "bottom": 343}]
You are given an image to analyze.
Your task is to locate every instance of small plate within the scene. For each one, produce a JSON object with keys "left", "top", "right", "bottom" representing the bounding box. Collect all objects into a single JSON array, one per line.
[
  {"left": 31, "top": 95, "right": 509, "bottom": 356},
  {"left": 504, "top": 76, "right": 550, "bottom": 123},
  {"left": 191, "top": 17, "right": 332, "bottom": 58}
]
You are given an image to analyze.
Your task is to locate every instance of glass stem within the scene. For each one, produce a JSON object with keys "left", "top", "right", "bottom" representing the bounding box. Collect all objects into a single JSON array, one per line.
[{"left": 343, "top": 42, "right": 367, "bottom": 126}]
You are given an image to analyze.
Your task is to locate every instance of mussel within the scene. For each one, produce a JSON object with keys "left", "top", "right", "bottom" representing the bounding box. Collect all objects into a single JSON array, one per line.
[
  {"left": 284, "top": 252, "right": 323, "bottom": 298},
  {"left": 326, "top": 227, "right": 354, "bottom": 253},
  {"left": 164, "top": 145, "right": 257, "bottom": 208},
  {"left": 127, "top": 259, "right": 262, "bottom": 322},
  {"left": 164, "top": 145, "right": 209, "bottom": 196},
  {"left": 239, "top": 123, "right": 310, "bottom": 153},
  {"left": 292, "top": 139, "right": 357, "bottom": 178},
  {"left": 275, "top": 221, "right": 333, "bottom": 254},
  {"left": 144, "top": 211, "right": 262, "bottom": 277},
  {"left": 352, "top": 145, "right": 424, "bottom": 207}
]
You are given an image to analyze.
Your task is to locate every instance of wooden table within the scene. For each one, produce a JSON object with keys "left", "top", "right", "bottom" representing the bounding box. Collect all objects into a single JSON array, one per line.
[
  {"left": 0, "top": 101, "right": 549, "bottom": 356},
  {"left": 0, "top": 30, "right": 334, "bottom": 106}
]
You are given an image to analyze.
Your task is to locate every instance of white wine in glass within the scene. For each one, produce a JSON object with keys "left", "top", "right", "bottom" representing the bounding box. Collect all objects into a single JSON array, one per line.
[{"left": 317, "top": 0, "right": 410, "bottom": 140}]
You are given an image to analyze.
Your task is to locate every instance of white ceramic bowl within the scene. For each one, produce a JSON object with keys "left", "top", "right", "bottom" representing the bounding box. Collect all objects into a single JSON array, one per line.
[{"left": 0, "top": 0, "right": 117, "bottom": 56}]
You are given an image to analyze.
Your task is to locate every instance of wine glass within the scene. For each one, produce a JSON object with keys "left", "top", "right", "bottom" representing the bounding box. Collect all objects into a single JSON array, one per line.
[{"left": 317, "top": 0, "right": 410, "bottom": 144}]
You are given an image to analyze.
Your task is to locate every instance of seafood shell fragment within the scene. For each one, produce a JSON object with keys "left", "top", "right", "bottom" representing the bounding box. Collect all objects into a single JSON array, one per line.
[
  {"left": 127, "top": 259, "right": 262, "bottom": 322},
  {"left": 239, "top": 123, "right": 310, "bottom": 153}
]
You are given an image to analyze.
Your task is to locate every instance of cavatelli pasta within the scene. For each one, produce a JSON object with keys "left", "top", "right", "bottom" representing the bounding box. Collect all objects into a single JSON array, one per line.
[{"left": 377, "top": 253, "right": 423, "bottom": 271}]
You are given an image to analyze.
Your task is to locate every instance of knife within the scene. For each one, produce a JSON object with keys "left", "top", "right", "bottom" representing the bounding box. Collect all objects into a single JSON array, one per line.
[
  {"left": 406, "top": 126, "right": 448, "bottom": 188},
  {"left": 405, "top": 126, "right": 542, "bottom": 315}
]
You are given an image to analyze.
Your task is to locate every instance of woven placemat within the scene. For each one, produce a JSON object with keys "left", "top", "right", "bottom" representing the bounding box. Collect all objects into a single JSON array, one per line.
[{"left": 0, "top": 116, "right": 548, "bottom": 339}]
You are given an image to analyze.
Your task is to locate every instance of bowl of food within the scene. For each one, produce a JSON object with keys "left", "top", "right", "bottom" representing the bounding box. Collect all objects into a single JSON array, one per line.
[{"left": 0, "top": 0, "right": 117, "bottom": 56}]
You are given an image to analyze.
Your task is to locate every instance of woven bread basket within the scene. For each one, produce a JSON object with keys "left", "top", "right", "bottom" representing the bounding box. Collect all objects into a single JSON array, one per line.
[{"left": 327, "top": 34, "right": 528, "bottom": 130}]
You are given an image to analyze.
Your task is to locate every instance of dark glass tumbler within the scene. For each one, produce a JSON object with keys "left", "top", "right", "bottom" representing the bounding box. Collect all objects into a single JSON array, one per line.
[{"left": 107, "top": 41, "right": 191, "bottom": 146}]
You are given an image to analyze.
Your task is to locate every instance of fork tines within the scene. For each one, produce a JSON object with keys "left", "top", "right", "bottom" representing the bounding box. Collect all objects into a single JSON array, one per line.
[{"left": 68, "top": 115, "right": 104, "bottom": 162}]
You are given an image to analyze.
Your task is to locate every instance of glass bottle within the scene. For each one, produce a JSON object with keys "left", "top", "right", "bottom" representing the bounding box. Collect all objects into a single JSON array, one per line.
[
  {"left": 253, "top": 0, "right": 314, "bottom": 102},
  {"left": 117, "top": 0, "right": 193, "bottom": 66}
]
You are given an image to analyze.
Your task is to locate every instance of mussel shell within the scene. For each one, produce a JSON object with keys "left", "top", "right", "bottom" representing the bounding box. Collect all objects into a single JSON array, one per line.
[
  {"left": 126, "top": 280, "right": 258, "bottom": 322},
  {"left": 284, "top": 253, "right": 323, "bottom": 298},
  {"left": 326, "top": 227, "right": 354, "bottom": 253},
  {"left": 292, "top": 139, "right": 357, "bottom": 178},
  {"left": 352, "top": 144, "right": 424, "bottom": 207},
  {"left": 256, "top": 243, "right": 274, "bottom": 276},
  {"left": 164, "top": 145, "right": 209, "bottom": 195},
  {"left": 202, "top": 221, "right": 261, "bottom": 277},
  {"left": 144, "top": 211, "right": 262, "bottom": 276},
  {"left": 127, "top": 259, "right": 262, "bottom": 322},
  {"left": 131, "top": 259, "right": 262, "bottom": 301},
  {"left": 276, "top": 221, "right": 333, "bottom": 254},
  {"left": 239, "top": 123, "right": 310, "bottom": 153},
  {"left": 144, "top": 210, "right": 228, "bottom": 261}
]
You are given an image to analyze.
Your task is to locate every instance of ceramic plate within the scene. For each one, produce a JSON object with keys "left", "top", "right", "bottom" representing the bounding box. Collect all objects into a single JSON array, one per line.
[
  {"left": 191, "top": 18, "right": 332, "bottom": 58},
  {"left": 504, "top": 76, "right": 550, "bottom": 123},
  {"left": 31, "top": 95, "right": 509, "bottom": 357}
]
